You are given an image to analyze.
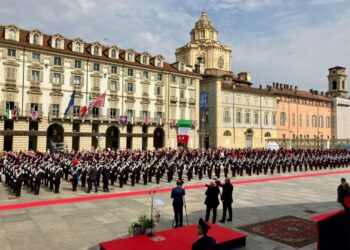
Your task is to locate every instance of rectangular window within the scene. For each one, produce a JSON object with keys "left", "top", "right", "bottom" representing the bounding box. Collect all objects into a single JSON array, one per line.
[
  {"left": 111, "top": 65, "right": 117, "bottom": 74},
  {"left": 7, "top": 67, "right": 16, "bottom": 79},
  {"left": 127, "top": 68, "right": 133, "bottom": 76},
  {"left": 110, "top": 108, "right": 117, "bottom": 119},
  {"left": 326, "top": 116, "right": 330, "bottom": 128},
  {"left": 54, "top": 56, "right": 62, "bottom": 66},
  {"left": 171, "top": 75, "right": 176, "bottom": 83},
  {"left": 127, "top": 82, "right": 134, "bottom": 92},
  {"left": 264, "top": 113, "right": 268, "bottom": 125},
  {"left": 73, "top": 75, "right": 81, "bottom": 86},
  {"left": 223, "top": 111, "right": 231, "bottom": 123},
  {"left": 8, "top": 48, "right": 16, "bottom": 57},
  {"left": 312, "top": 115, "right": 317, "bottom": 128},
  {"left": 155, "top": 86, "right": 162, "bottom": 96},
  {"left": 52, "top": 104, "right": 59, "bottom": 116},
  {"left": 306, "top": 114, "right": 310, "bottom": 127},
  {"left": 236, "top": 112, "right": 241, "bottom": 123},
  {"left": 127, "top": 109, "right": 134, "bottom": 118},
  {"left": 319, "top": 116, "right": 324, "bottom": 128},
  {"left": 245, "top": 112, "right": 250, "bottom": 124},
  {"left": 92, "top": 107, "right": 99, "bottom": 117},
  {"left": 110, "top": 80, "right": 117, "bottom": 91},
  {"left": 272, "top": 113, "right": 276, "bottom": 125},
  {"left": 157, "top": 73, "right": 163, "bottom": 81},
  {"left": 292, "top": 113, "right": 296, "bottom": 126},
  {"left": 75, "top": 60, "right": 81, "bottom": 69},
  {"left": 299, "top": 114, "right": 303, "bottom": 127},
  {"left": 93, "top": 63, "right": 100, "bottom": 71},
  {"left": 143, "top": 71, "right": 149, "bottom": 79},
  {"left": 53, "top": 73, "right": 61, "bottom": 84},
  {"left": 32, "top": 70, "right": 40, "bottom": 82},
  {"left": 31, "top": 103, "right": 39, "bottom": 112},
  {"left": 181, "top": 77, "right": 185, "bottom": 84},
  {"left": 280, "top": 112, "right": 286, "bottom": 126},
  {"left": 254, "top": 113, "right": 259, "bottom": 125},
  {"left": 32, "top": 52, "right": 40, "bottom": 61},
  {"left": 73, "top": 106, "right": 80, "bottom": 117}
]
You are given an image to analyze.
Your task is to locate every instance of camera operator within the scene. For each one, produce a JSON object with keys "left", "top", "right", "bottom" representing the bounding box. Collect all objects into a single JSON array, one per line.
[
  {"left": 204, "top": 181, "right": 220, "bottom": 224},
  {"left": 171, "top": 180, "right": 185, "bottom": 227},
  {"left": 217, "top": 178, "right": 233, "bottom": 223}
]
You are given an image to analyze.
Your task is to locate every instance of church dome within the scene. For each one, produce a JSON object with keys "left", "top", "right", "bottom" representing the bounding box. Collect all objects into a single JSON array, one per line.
[{"left": 195, "top": 11, "right": 215, "bottom": 29}]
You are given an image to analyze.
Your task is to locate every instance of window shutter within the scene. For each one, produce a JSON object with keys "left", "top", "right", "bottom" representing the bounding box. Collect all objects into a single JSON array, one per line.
[
  {"left": 70, "top": 60, "right": 74, "bottom": 69},
  {"left": 49, "top": 72, "right": 53, "bottom": 83},
  {"left": 107, "top": 79, "right": 111, "bottom": 90},
  {"left": 133, "top": 83, "right": 136, "bottom": 93},
  {"left": 40, "top": 54, "right": 44, "bottom": 64},
  {"left": 81, "top": 61, "right": 85, "bottom": 70},
  {"left": 38, "top": 104, "right": 43, "bottom": 113},
  {"left": 70, "top": 75, "right": 74, "bottom": 86},
  {"left": 15, "top": 51, "right": 21, "bottom": 60},
  {"left": 39, "top": 71, "right": 43, "bottom": 82},
  {"left": 61, "top": 73, "right": 65, "bottom": 85},
  {"left": 27, "top": 69, "right": 32, "bottom": 81},
  {"left": 50, "top": 56, "right": 54, "bottom": 66},
  {"left": 81, "top": 76, "right": 85, "bottom": 87}
]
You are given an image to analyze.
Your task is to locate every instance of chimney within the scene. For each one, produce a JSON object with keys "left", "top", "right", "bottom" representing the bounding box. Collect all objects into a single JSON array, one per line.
[
  {"left": 259, "top": 85, "right": 262, "bottom": 89},
  {"left": 290, "top": 85, "right": 293, "bottom": 90},
  {"left": 273, "top": 82, "right": 276, "bottom": 87},
  {"left": 276, "top": 83, "right": 279, "bottom": 88},
  {"left": 321, "top": 91, "right": 324, "bottom": 95},
  {"left": 310, "top": 89, "right": 314, "bottom": 93},
  {"left": 294, "top": 86, "right": 298, "bottom": 90}
]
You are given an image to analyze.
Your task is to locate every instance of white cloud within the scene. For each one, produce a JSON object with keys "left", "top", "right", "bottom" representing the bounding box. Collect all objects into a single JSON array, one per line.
[
  {"left": 208, "top": 0, "right": 287, "bottom": 12},
  {"left": 309, "top": 0, "right": 348, "bottom": 5}
]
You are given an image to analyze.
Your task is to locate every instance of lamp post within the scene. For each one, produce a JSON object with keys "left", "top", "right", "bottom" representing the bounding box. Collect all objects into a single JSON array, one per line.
[{"left": 198, "top": 129, "right": 210, "bottom": 150}]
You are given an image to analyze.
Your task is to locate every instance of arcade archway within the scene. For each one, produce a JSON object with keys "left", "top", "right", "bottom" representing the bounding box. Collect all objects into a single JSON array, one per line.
[
  {"left": 46, "top": 123, "right": 64, "bottom": 151},
  {"left": 153, "top": 127, "right": 164, "bottom": 149},
  {"left": 106, "top": 126, "right": 120, "bottom": 149}
]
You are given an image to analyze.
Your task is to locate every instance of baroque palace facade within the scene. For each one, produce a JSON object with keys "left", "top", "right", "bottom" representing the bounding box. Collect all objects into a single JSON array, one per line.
[
  {"left": 0, "top": 25, "right": 201, "bottom": 151},
  {"left": 0, "top": 12, "right": 348, "bottom": 151}
]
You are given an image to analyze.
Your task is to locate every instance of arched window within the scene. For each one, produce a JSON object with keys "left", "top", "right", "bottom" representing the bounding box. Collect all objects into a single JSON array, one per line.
[
  {"left": 9, "top": 29, "right": 16, "bottom": 40},
  {"left": 180, "top": 63, "right": 184, "bottom": 71},
  {"left": 75, "top": 42, "right": 81, "bottom": 52},
  {"left": 127, "top": 53, "right": 132, "bottom": 61},
  {"left": 55, "top": 38, "right": 61, "bottom": 48},
  {"left": 200, "top": 30, "right": 205, "bottom": 39},
  {"left": 264, "top": 132, "right": 271, "bottom": 137},
  {"left": 33, "top": 34, "right": 39, "bottom": 44},
  {"left": 218, "top": 56, "right": 224, "bottom": 69},
  {"left": 93, "top": 46, "right": 99, "bottom": 55},
  {"left": 142, "top": 55, "right": 147, "bottom": 64},
  {"left": 236, "top": 111, "right": 242, "bottom": 123},
  {"left": 333, "top": 80, "right": 337, "bottom": 90},
  {"left": 111, "top": 49, "right": 116, "bottom": 58},
  {"left": 223, "top": 131, "right": 232, "bottom": 136}
]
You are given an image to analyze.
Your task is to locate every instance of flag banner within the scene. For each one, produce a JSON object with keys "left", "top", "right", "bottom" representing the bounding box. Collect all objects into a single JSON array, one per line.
[
  {"left": 157, "top": 117, "right": 163, "bottom": 125},
  {"left": 93, "top": 92, "right": 106, "bottom": 107},
  {"left": 6, "top": 109, "right": 14, "bottom": 119},
  {"left": 31, "top": 111, "right": 37, "bottom": 121},
  {"left": 80, "top": 93, "right": 92, "bottom": 116},
  {"left": 178, "top": 127, "right": 191, "bottom": 135},
  {"left": 177, "top": 119, "right": 192, "bottom": 128},
  {"left": 128, "top": 116, "right": 134, "bottom": 124},
  {"left": 64, "top": 90, "right": 76, "bottom": 117},
  {"left": 144, "top": 117, "right": 149, "bottom": 125},
  {"left": 120, "top": 116, "right": 127, "bottom": 124},
  {"left": 177, "top": 135, "right": 189, "bottom": 144}
]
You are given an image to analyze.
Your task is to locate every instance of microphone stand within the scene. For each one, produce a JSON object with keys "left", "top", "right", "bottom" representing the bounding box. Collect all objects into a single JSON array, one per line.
[{"left": 149, "top": 189, "right": 156, "bottom": 237}]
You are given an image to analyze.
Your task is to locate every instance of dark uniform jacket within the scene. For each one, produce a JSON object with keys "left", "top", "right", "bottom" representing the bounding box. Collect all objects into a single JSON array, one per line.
[
  {"left": 218, "top": 182, "right": 233, "bottom": 204},
  {"left": 192, "top": 235, "right": 216, "bottom": 250},
  {"left": 171, "top": 186, "right": 185, "bottom": 207},
  {"left": 205, "top": 186, "right": 220, "bottom": 208}
]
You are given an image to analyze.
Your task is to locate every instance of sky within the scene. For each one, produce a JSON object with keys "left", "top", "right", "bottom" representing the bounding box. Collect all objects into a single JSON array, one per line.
[{"left": 0, "top": 0, "right": 349, "bottom": 91}]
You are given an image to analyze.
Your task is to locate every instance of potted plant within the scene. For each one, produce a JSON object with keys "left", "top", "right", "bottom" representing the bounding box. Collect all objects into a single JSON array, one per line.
[
  {"left": 128, "top": 222, "right": 143, "bottom": 236},
  {"left": 137, "top": 214, "right": 153, "bottom": 236}
]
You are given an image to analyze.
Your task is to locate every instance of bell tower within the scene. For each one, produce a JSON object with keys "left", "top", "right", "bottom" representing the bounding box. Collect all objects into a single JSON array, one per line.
[
  {"left": 175, "top": 11, "right": 232, "bottom": 73},
  {"left": 328, "top": 66, "right": 348, "bottom": 98}
]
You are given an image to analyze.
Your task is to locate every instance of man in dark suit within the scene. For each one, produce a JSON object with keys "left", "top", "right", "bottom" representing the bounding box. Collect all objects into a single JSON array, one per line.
[
  {"left": 217, "top": 178, "right": 233, "bottom": 223},
  {"left": 337, "top": 178, "right": 347, "bottom": 208},
  {"left": 192, "top": 218, "right": 216, "bottom": 250},
  {"left": 171, "top": 180, "right": 185, "bottom": 227},
  {"left": 87, "top": 166, "right": 98, "bottom": 193},
  {"left": 205, "top": 182, "right": 220, "bottom": 224}
]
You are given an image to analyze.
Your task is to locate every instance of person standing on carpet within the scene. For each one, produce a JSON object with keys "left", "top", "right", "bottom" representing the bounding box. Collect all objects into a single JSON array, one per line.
[
  {"left": 171, "top": 180, "right": 185, "bottom": 227},
  {"left": 204, "top": 181, "right": 220, "bottom": 224},
  {"left": 217, "top": 178, "right": 233, "bottom": 223},
  {"left": 337, "top": 178, "right": 347, "bottom": 208},
  {"left": 192, "top": 218, "right": 216, "bottom": 250}
]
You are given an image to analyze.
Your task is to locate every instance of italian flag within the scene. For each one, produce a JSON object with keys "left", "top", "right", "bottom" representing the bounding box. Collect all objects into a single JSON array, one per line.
[
  {"left": 129, "top": 116, "right": 134, "bottom": 124},
  {"left": 80, "top": 93, "right": 92, "bottom": 116},
  {"left": 177, "top": 119, "right": 192, "bottom": 145},
  {"left": 6, "top": 109, "right": 14, "bottom": 119}
]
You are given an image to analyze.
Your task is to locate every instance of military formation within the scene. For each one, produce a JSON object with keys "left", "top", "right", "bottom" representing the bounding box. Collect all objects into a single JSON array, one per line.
[{"left": 1, "top": 148, "right": 350, "bottom": 197}]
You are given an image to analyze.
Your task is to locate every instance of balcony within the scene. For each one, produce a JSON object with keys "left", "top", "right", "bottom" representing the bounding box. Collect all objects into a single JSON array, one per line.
[
  {"left": 24, "top": 110, "right": 43, "bottom": 119},
  {"left": 170, "top": 96, "right": 177, "bottom": 103},
  {"left": 179, "top": 97, "right": 187, "bottom": 104}
]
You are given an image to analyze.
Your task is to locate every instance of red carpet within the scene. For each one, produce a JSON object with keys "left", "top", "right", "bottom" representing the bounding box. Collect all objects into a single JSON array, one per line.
[
  {"left": 99, "top": 223, "right": 247, "bottom": 250},
  {"left": 1, "top": 169, "right": 349, "bottom": 211}
]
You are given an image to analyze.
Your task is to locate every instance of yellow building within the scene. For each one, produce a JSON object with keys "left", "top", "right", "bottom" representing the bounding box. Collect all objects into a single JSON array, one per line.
[
  {"left": 176, "top": 12, "right": 277, "bottom": 148},
  {"left": 0, "top": 24, "right": 201, "bottom": 152}
]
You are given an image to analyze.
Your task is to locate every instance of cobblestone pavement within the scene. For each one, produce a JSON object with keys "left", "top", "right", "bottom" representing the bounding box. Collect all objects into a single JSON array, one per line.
[{"left": 0, "top": 167, "right": 349, "bottom": 250}]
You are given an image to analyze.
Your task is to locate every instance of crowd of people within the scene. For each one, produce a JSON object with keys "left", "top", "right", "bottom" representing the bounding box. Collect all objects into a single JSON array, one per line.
[{"left": 0, "top": 148, "right": 350, "bottom": 197}]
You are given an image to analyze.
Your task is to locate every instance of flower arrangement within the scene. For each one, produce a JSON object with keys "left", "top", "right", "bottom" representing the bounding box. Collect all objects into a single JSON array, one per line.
[{"left": 128, "top": 215, "right": 153, "bottom": 236}]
